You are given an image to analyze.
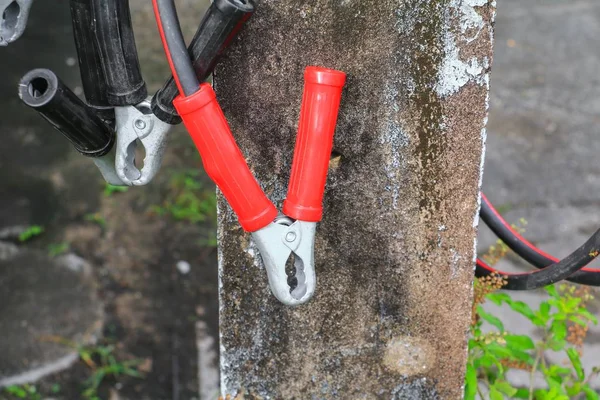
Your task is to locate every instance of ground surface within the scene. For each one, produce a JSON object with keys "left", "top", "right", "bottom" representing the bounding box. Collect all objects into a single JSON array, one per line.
[
  {"left": 1, "top": 0, "right": 600, "bottom": 398},
  {"left": 0, "top": 1, "right": 217, "bottom": 399}
]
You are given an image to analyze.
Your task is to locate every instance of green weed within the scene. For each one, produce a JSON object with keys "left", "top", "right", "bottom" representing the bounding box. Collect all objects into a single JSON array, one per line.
[
  {"left": 467, "top": 279, "right": 599, "bottom": 399},
  {"left": 103, "top": 183, "right": 128, "bottom": 197},
  {"left": 50, "top": 383, "right": 61, "bottom": 394},
  {"left": 40, "top": 336, "right": 144, "bottom": 400},
  {"left": 18, "top": 225, "right": 44, "bottom": 242},
  {"left": 2, "top": 385, "right": 41, "bottom": 400},
  {"left": 79, "top": 344, "right": 143, "bottom": 400},
  {"left": 84, "top": 213, "right": 107, "bottom": 229},
  {"left": 48, "top": 242, "right": 70, "bottom": 257},
  {"left": 1, "top": 382, "right": 60, "bottom": 399},
  {"left": 151, "top": 169, "right": 216, "bottom": 224}
]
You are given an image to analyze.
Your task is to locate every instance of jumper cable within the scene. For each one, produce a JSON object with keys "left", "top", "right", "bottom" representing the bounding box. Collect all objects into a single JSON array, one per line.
[
  {"left": 476, "top": 193, "right": 600, "bottom": 289},
  {"left": 16, "top": 0, "right": 598, "bottom": 295},
  {"left": 153, "top": 0, "right": 346, "bottom": 305},
  {"left": 19, "top": 0, "right": 253, "bottom": 187}
]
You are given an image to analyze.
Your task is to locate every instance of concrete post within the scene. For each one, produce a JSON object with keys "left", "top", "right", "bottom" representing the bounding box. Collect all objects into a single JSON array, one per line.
[{"left": 214, "top": 0, "right": 494, "bottom": 398}]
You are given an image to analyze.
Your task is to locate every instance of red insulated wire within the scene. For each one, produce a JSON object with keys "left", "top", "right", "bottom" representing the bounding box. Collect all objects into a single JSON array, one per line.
[
  {"left": 476, "top": 258, "right": 534, "bottom": 277},
  {"left": 476, "top": 193, "right": 600, "bottom": 289},
  {"left": 482, "top": 193, "right": 559, "bottom": 263},
  {"left": 481, "top": 193, "right": 600, "bottom": 273},
  {"left": 476, "top": 258, "right": 497, "bottom": 273}
]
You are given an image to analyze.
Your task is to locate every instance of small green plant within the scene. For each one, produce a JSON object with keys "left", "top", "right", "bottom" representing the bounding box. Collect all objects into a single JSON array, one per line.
[
  {"left": 18, "top": 225, "right": 44, "bottom": 242},
  {"left": 151, "top": 169, "right": 217, "bottom": 224},
  {"left": 40, "top": 336, "right": 143, "bottom": 400},
  {"left": 2, "top": 384, "right": 41, "bottom": 400},
  {"left": 84, "top": 213, "right": 107, "bottom": 229},
  {"left": 48, "top": 242, "right": 70, "bottom": 257},
  {"left": 50, "top": 383, "right": 61, "bottom": 394},
  {"left": 468, "top": 219, "right": 600, "bottom": 399},
  {"left": 79, "top": 345, "right": 143, "bottom": 400},
  {"left": 103, "top": 183, "right": 128, "bottom": 197},
  {"left": 467, "top": 279, "right": 599, "bottom": 400}
]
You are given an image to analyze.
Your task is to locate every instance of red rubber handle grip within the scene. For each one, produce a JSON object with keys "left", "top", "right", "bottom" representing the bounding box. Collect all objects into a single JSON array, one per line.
[
  {"left": 283, "top": 67, "right": 346, "bottom": 222},
  {"left": 173, "top": 83, "right": 278, "bottom": 232}
]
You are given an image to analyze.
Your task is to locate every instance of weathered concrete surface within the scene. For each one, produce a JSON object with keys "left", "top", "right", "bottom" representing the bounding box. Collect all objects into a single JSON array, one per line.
[
  {"left": 0, "top": 248, "right": 102, "bottom": 387},
  {"left": 478, "top": 0, "right": 600, "bottom": 389},
  {"left": 215, "top": 1, "right": 494, "bottom": 398}
]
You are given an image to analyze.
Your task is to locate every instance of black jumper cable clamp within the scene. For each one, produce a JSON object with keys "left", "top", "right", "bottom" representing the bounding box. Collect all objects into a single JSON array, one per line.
[
  {"left": 18, "top": 0, "right": 254, "bottom": 187},
  {"left": 152, "top": 0, "right": 347, "bottom": 305}
]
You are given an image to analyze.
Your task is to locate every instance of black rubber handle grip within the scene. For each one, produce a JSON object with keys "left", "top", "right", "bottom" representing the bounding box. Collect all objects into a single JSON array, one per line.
[
  {"left": 151, "top": 0, "right": 254, "bottom": 124},
  {"left": 69, "top": 0, "right": 111, "bottom": 109},
  {"left": 19, "top": 69, "right": 115, "bottom": 158},
  {"left": 91, "top": 0, "right": 147, "bottom": 106}
]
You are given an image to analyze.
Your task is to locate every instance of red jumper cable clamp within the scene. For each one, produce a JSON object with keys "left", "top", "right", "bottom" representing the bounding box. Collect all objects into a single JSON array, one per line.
[
  {"left": 174, "top": 67, "right": 346, "bottom": 305},
  {"left": 153, "top": 0, "right": 345, "bottom": 304}
]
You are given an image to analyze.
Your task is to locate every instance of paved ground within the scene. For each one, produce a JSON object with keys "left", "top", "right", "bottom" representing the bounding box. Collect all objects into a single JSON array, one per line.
[
  {"left": 0, "top": 1, "right": 218, "bottom": 399},
  {"left": 0, "top": 249, "right": 102, "bottom": 387},
  {"left": 480, "top": 0, "right": 600, "bottom": 388}
]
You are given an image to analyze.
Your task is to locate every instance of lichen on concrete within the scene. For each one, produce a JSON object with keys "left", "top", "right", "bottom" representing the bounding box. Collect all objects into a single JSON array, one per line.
[{"left": 215, "top": 0, "right": 495, "bottom": 398}]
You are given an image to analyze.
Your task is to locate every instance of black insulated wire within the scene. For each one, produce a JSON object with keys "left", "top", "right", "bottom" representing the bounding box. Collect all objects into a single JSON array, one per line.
[
  {"left": 481, "top": 198, "right": 553, "bottom": 268},
  {"left": 151, "top": 0, "right": 255, "bottom": 124},
  {"left": 480, "top": 195, "right": 600, "bottom": 286},
  {"left": 155, "top": 0, "right": 199, "bottom": 96},
  {"left": 475, "top": 228, "right": 600, "bottom": 290}
]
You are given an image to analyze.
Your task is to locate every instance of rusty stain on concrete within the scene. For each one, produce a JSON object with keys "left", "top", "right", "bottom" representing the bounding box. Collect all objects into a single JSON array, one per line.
[{"left": 215, "top": 0, "right": 495, "bottom": 398}]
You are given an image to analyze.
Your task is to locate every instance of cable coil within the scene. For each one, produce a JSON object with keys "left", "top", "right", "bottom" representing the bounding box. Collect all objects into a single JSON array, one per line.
[{"left": 476, "top": 193, "right": 600, "bottom": 289}]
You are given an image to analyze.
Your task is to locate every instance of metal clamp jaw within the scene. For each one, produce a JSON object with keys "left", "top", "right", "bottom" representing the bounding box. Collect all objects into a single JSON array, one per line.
[
  {"left": 251, "top": 217, "right": 317, "bottom": 306},
  {"left": 114, "top": 99, "right": 172, "bottom": 186},
  {"left": 0, "top": 0, "right": 34, "bottom": 46},
  {"left": 92, "top": 147, "right": 126, "bottom": 186}
]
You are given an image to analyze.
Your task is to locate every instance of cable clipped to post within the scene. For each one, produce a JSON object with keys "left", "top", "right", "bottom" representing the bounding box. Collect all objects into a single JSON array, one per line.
[
  {"left": 153, "top": 0, "right": 347, "bottom": 305},
  {"left": 173, "top": 71, "right": 346, "bottom": 305}
]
